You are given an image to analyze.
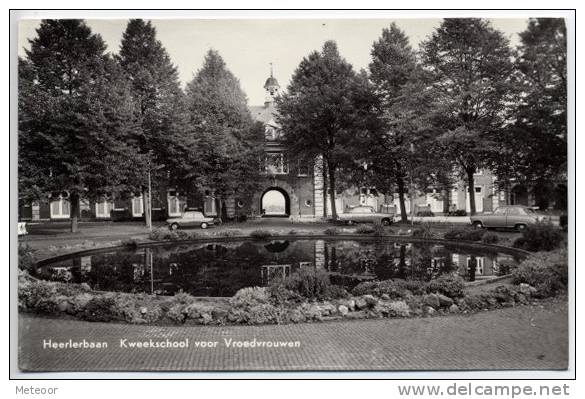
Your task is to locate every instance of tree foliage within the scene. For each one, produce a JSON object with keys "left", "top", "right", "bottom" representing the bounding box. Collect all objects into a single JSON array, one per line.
[
  {"left": 420, "top": 18, "right": 515, "bottom": 214},
  {"left": 276, "top": 41, "right": 377, "bottom": 218},
  {"left": 18, "top": 19, "right": 140, "bottom": 231},
  {"left": 492, "top": 18, "right": 567, "bottom": 209},
  {"left": 118, "top": 19, "right": 193, "bottom": 192},
  {"left": 185, "top": 49, "right": 263, "bottom": 200},
  {"left": 367, "top": 23, "right": 445, "bottom": 222}
]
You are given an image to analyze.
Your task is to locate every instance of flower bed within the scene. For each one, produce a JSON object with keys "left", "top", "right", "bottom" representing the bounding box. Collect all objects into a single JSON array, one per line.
[{"left": 18, "top": 248, "right": 567, "bottom": 326}]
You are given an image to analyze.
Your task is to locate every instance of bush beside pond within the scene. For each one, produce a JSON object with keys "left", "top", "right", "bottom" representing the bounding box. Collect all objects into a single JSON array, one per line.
[
  {"left": 18, "top": 244, "right": 35, "bottom": 272},
  {"left": 513, "top": 223, "right": 564, "bottom": 252},
  {"left": 149, "top": 227, "right": 197, "bottom": 241},
  {"left": 354, "top": 224, "right": 386, "bottom": 236},
  {"left": 18, "top": 249, "right": 567, "bottom": 325},
  {"left": 512, "top": 249, "right": 568, "bottom": 297},
  {"left": 443, "top": 227, "right": 485, "bottom": 241}
]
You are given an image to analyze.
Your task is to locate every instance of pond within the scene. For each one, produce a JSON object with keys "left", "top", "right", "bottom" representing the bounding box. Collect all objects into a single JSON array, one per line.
[{"left": 35, "top": 238, "right": 524, "bottom": 297}]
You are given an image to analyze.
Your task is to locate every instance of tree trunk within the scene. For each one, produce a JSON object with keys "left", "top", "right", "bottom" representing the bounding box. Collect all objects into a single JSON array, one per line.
[
  {"left": 69, "top": 192, "right": 79, "bottom": 233},
  {"left": 327, "top": 160, "right": 338, "bottom": 219},
  {"left": 396, "top": 177, "right": 408, "bottom": 223},
  {"left": 466, "top": 169, "right": 476, "bottom": 216},
  {"left": 143, "top": 188, "right": 151, "bottom": 229},
  {"left": 322, "top": 161, "right": 328, "bottom": 218}
]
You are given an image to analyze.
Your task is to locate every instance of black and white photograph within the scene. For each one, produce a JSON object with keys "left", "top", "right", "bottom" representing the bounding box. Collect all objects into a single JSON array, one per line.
[{"left": 11, "top": 9, "right": 574, "bottom": 379}]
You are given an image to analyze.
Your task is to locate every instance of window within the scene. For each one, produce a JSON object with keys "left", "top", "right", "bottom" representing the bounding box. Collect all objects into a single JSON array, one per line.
[
  {"left": 167, "top": 191, "right": 185, "bottom": 217},
  {"left": 95, "top": 199, "right": 113, "bottom": 218},
  {"left": 351, "top": 207, "right": 373, "bottom": 213},
  {"left": 263, "top": 153, "right": 288, "bottom": 175},
  {"left": 493, "top": 207, "right": 507, "bottom": 215},
  {"left": 204, "top": 196, "right": 217, "bottom": 216},
  {"left": 132, "top": 195, "right": 143, "bottom": 217},
  {"left": 297, "top": 160, "right": 309, "bottom": 176},
  {"left": 50, "top": 196, "right": 70, "bottom": 218},
  {"left": 264, "top": 126, "right": 282, "bottom": 141},
  {"left": 475, "top": 187, "right": 482, "bottom": 193},
  {"left": 507, "top": 207, "right": 526, "bottom": 216}
]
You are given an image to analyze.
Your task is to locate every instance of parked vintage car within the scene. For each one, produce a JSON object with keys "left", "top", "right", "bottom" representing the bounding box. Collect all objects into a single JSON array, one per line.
[
  {"left": 166, "top": 210, "right": 217, "bottom": 230},
  {"left": 470, "top": 205, "right": 548, "bottom": 231},
  {"left": 338, "top": 206, "right": 395, "bottom": 226}
]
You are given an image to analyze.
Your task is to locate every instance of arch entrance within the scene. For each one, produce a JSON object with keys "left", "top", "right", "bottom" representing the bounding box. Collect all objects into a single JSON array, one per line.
[{"left": 261, "top": 187, "right": 290, "bottom": 217}]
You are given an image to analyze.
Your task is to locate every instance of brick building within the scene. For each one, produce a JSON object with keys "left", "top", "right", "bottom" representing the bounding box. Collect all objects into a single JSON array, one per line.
[{"left": 18, "top": 69, "right": 552, "bottom": 223}]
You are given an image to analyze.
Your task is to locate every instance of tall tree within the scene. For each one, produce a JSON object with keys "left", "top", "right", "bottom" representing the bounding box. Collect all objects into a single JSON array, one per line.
[
  {"left": 19, "top": 19, "right": 139, "bottom": 232},
  {"left": 421, "top": 18, "right": 515, "bottom": 215},
  {"left": 276, "top": 41, "right": 376, "bottom": 219},
  {"left": 117, "top": 19, "right": 192, "bottom": 226},
  {"left": 367, "top": 23, "right": 442, "bottom": 222},
  {"left": 185, "top": 49, "right": 263, "bottom": 215},
  {"left": 493, "top": 18, "right": 567, "bottom": 209}
]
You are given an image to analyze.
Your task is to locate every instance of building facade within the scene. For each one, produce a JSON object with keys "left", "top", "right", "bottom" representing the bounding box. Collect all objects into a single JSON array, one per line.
[{"left": 18, "top": 70, "right": 555, "bottom": 223}]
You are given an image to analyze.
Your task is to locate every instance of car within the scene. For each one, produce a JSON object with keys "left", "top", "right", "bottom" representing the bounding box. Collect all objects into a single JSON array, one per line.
[
  {"left": 470, "top": 205, "right": 548, "bottom": 231},
  {"left": 166, "top": 211, "right": 217, "bottom": 230},
  {"left": 337, "top": 205, "right": 394, "bottom": 226}
]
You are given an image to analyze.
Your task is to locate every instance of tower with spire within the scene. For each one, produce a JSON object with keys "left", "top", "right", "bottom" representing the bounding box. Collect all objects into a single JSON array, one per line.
[{"left": 263, "top": 62, "right": 280, "bottom": 106}]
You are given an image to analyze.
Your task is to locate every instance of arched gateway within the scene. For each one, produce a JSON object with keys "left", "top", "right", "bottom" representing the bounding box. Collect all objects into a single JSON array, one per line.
[{"left": 261, "top": 187, "right": 290, "bottom": 217}]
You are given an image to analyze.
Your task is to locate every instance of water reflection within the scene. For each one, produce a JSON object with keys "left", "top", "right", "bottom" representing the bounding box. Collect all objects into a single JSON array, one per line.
[{"left": 36, "top": 240, "right": 522, "bottom": 297}]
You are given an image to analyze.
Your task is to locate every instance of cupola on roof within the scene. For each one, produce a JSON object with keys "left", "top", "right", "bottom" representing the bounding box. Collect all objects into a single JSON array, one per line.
[{"left": 264, "top": 63, "right": 280, "bottom": 90}]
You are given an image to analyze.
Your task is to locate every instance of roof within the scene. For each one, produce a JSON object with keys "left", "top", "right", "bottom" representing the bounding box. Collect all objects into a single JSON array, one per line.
[
  {"left": 250, "top": 103, "right": 278, "bottom": 125},
  {"left": 264, "top": 76, "right": 280, "bottom": 88}
]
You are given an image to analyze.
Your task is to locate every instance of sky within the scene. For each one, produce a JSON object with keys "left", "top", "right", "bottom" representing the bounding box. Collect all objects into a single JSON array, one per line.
[{"left": 18, "top": 18, "right": 530, "bottom": 105}]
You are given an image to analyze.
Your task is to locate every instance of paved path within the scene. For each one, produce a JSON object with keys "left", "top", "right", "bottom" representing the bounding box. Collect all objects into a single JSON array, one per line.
[{"left": 18, "top": 300, "right": 568, "bottom": 372}]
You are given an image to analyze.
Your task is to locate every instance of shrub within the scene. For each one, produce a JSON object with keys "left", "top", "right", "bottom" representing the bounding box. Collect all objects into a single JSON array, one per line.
[
  {"left": 166, "top": 304, "right": 187, "bottom": 324},
  {"left": 323, "top": 227, "right": 340, "bottom": 236},
  {"left": 411, "top": 223, "right": 436, "bottom": 240},
  {"left": 495, "top": 260, "right": 515, "bottom": 276},
  {"left": 18, "top": 244, "right": 35, "bottom": 272},
  {"left": 229, "top": 303, "right": 282, "bottom": 325},
  {"left": 512, "top": 223, "right": 564, "bottom": 252},
  {"left": 326, "top": 285, "right": 350, "bottom": 299},
  {"left": 372, "top": 224, "right": 386, "bottom": 236},
  {"left": 416, "top": 210, "right": 435, "bottom": 217},
  {"left": 280, "top": 268, "right": 335, "bottom": 300},
  {"left": 352, "top": 279, "right": 426, "bottom": 299},
  {"left": 18, "top": 278, "right": 58, "bottom": 313},
  {"left": 444, "top": 227, "right": 485, "bottom": 241},
  {"left": 512, "top": 250, "right": 568, "bottom": 297},
  {"left": 230, "top": 287, "right": 270, "bottom": 307},
  {"left": 355, "top": 224, "right": 375, "bottom": 234},
  {"left": 80, "top": 297, "right": 119, "bottom": 322},
  {"left": 481, "top": 231, "right": 499, "bottom": 244},
  {"left": 250, "top": 229, "right": 272, "bottom": 240},
  {"left": 449, "top": 209, "right": 467, "bottom": 216},
  {"left": 426, "top": 274, "right": 465, "bottom": 298},
  {"left": 267, "top": 282, "right": 302, "bottom": 304},
  {"left": 149, "top": 227, "right": 192, "bottom": 241}
]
